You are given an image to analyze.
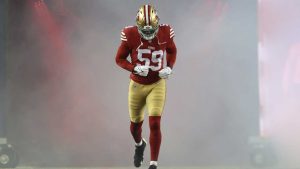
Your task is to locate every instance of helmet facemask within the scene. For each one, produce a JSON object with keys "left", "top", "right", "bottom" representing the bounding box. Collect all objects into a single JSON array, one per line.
[{"left": 137, "top": 25, "right": 158, "bottom": 40}]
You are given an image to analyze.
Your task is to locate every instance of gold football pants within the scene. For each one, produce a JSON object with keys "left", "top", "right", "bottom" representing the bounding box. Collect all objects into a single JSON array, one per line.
[{"left": 128, "top": 79, "right": 166, "bottom": 123}]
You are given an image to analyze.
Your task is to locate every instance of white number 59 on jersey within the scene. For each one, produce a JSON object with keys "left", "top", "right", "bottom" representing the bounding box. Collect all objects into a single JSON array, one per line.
[{"left": 137, "top": 49, "right": 164, "bottom": 71}]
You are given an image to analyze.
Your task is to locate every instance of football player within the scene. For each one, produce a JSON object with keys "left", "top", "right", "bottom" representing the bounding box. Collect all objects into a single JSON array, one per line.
[{"left": 115, "top": 4, "right": 177, "bottom": 169}]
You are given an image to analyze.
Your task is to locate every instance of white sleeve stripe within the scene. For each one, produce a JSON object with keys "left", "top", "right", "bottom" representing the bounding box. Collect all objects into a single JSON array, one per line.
[
  {"left": 121, "top": 38, "right": 127, "bottom": 41},
  {"left": 170, "top": 34, "right": 175, "bottom": 38},
  {"left": 170, "top": 30, "right": 174, "bottom": 35},
  {"left": 121, "top": 35, "right": 126, "bottom": 39},
  {"left": 121, "top": 32, "right": 125, "bottom": 35},
  {"left": 170, "top": 28, "right": 173, "bottom": 31}
]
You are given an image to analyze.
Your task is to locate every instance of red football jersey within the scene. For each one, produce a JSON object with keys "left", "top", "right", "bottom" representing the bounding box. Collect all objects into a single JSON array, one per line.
[{"left": 115, "top": 24, "right": 177, "bottom": 85}]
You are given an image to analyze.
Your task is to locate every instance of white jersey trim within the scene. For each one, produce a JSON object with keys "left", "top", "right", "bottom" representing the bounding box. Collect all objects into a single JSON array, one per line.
[
  {"left": 170, "top": 27, "right": 175, "bottom": 38},
  {"left": 121, "top": 35, "right": 126, "bottom": 39},
  {"left": 120, "top": 32, "right": 127, "bottom": 41}
]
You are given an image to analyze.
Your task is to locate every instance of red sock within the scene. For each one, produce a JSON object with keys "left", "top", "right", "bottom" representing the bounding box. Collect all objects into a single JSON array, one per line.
[
  {"left": 130, "top": 121, "right": 143, "bottom": 144},
  {"left": 149, "top": 116, "right": 162, "bottom": 161}
]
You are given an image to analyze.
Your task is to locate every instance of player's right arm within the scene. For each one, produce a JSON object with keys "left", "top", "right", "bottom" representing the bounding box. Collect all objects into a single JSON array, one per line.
[
  {"left": 115, "top": 30, "right": 135, "bottom": 72},
  {"left": 116, "top": 28, "right": 149, "bottom": 76}
]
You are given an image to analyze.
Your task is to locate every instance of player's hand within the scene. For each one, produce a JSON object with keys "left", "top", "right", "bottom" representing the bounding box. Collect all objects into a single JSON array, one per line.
[
  {"left": 134, "top": 65, "right": 149, "bottom": 77},
  {"left": 159, "top": 67, "right": 172, "bottom": 79}
]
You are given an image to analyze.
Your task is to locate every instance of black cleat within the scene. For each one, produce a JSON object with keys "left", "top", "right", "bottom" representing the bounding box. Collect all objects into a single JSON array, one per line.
[
  {"left": 134, "top": 138, "right": 147, "bottom": 167},
  {"left": 148, "top": 165, "right": 157, "bottom": 169}
]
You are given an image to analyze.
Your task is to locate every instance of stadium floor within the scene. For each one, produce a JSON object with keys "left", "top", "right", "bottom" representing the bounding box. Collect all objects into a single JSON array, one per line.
[{"left": 13, "top": 167, "right": 287, "bottom": 169}]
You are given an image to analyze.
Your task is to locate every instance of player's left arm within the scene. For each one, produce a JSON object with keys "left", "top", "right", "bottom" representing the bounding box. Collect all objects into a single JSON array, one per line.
[
  {"left": 159, "top": 26, "right": 177, "bottom": 79},
  {"left": 166, "top": 38, "right": 177, "bottom": 69}
]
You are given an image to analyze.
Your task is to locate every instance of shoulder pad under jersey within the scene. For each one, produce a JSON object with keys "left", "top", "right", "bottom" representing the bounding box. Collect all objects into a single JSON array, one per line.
[
  {"left": 120, "top": 26, "right": 136, "bottom": 42},
  {"left": 160, "top": 24, "right": 175, "bottom": 39}
]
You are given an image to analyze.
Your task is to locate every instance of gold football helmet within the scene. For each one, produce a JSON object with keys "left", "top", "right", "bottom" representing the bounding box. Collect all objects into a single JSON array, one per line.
[{"left": 136, "top": 4, "right": 159, "bottom": 40}]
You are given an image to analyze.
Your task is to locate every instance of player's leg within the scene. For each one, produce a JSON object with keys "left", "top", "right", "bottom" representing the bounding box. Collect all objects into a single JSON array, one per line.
[
  {"left": 129, "top": 80, "right": 146, "bottom": 143},
  {"left": 128, "top": 80, "right": 147, "bottom": 167},
  {"left": 146, "top": 79, "right": 166, "bottom": 169}
]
